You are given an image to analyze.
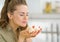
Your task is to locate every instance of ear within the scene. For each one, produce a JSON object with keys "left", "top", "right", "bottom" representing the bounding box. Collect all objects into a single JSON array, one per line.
[{"left": 7, "top": 12, "right": 13, "bottom": 19}]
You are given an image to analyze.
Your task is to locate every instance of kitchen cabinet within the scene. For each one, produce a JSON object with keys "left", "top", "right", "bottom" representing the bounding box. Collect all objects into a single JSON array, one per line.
[{"left": 26, "top": 0, "right": 60, "bottom": 19}]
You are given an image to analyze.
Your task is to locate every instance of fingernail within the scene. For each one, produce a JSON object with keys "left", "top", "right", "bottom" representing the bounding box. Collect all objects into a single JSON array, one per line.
[
  {"left": 32, "top": 26, "right": 35, "bottom": 29},
  {"left": 38, "top": 26, "right": 40, "bottom": 28}
]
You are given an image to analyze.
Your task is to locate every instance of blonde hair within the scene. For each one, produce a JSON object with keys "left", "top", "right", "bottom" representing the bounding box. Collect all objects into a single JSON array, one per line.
[
  {"left": 0, "top": 0, "right": 27, "bottom": 28},
  {"left": 0, "top": 0, "right": 28, "bottom": 40}
]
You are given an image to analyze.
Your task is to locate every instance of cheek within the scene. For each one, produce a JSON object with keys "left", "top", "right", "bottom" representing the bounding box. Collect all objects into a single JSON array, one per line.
[{"left": 12, "top": 15, "right": 23, "bottom": 26}]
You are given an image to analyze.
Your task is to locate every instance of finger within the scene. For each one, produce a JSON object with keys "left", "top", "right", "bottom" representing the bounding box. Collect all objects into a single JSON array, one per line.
[
  {"left": 32, "top": 26, "right": 35, "bottom": 29},
  {"left": 20, "top": 30, "right": 29, "bottom": 35},
  {"left": 30, "top": 34, "right": 36, "bottom": 37},
  {"left": 37, "top": 28, "right": 42, "bottom": 34},
  {"left": 30, "top": 31, "right": 36, "bottom": 34},
  {"left": 30, "top": 31, "right": 38, "bottom": 37}
]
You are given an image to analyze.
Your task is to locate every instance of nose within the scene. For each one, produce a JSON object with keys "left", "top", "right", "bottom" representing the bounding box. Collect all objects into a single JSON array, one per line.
[{"left": 24, "top": 15, "right": 28, "bottom": 20}]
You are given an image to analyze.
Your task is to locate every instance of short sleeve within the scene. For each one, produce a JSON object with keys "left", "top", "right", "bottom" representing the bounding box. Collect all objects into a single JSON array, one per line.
[{"left": 0, "top": 34, "right": 6, "bottom": 42}]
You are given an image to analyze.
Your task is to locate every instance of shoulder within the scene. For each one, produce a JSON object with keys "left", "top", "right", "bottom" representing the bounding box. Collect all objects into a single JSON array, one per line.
[
  {"left": 0, "top": 27, "right": 4, "bottom": 35},
  {"left": 0, "top": 27, "right": 3, "bottom": 33},
  {"left": 0, "top": 27, "right": 6, "bottom": 42},
  {"left": 0, "top": 27, "right": 7, "bottom": 36}
]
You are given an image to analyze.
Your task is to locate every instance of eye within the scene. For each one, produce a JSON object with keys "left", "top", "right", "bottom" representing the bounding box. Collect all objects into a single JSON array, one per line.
[
  {"left": 26, "top": 13, "right": 29, "bottom": 16},
  {"left": 19, "top": 13, "right": 24, "bottom": 16},
  {"left": 19, "top": 12, "right": 29, "bottom": 16},
  {"left": 20, "top": 14, "right": 24, "bottom": 16},
  {"left": 26, "top": 14, "right": 28, "bottom": 16}
]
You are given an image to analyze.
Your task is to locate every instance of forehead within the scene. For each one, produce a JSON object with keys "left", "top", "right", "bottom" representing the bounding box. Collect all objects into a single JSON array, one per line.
[{"left": 15, "top": 5, "right": 28, "bottom": 12}]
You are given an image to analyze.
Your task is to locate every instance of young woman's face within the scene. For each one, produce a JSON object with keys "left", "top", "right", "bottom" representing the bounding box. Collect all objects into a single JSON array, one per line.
[{"left": 9, "top": 5, "right": 28, "bottom": 27}]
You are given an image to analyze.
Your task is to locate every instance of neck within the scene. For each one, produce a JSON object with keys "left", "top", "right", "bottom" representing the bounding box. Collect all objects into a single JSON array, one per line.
[{"left": 9, "top": 21, "right": 18, "bottom": 32}]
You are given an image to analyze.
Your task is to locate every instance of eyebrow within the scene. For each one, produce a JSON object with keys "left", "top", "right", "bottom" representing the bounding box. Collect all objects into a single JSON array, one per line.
[{"left": 18, "top": 12, "right": 29, "bottom": 14}]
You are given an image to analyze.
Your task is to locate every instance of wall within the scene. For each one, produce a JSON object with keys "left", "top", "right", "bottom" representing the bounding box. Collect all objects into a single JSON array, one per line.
[{"left": 0, "top": 0, "right": 4, "bottom": 18}]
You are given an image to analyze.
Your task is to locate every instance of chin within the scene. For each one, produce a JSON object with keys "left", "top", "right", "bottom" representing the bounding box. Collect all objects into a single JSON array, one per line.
[
  {"left": 21, "top": 24, "right": 26, "bottom": 27},
  {"left": 22, "top": 25, "right": 26, "bottom": 27}
]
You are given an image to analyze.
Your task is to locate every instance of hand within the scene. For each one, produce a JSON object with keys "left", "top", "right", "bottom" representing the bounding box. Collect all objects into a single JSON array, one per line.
[
  {"left": 30, "top": 28, "right": 42, "bottom": 37},
  {"left": 18, "top": 30, "right": 30, "bottom": 42},
  {"left": 18, "top": 27, "right": 42, "bottom": 42},
  {"left": 19, "top": 29, "right": 30, "bottom": 38},
  {"left": 19, "top": 27, "right": 42, "bottom": 38}
]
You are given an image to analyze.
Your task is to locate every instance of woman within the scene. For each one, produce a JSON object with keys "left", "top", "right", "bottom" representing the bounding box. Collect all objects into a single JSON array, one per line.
[{"left": 0, "top": 0, "right": 42, "bottom": 42}]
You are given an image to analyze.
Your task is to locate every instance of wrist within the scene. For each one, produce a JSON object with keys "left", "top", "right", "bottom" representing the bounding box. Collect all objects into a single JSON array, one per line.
[
  {"left": 25, "top": 38, "right": 32, "bottom": 42},
  {"left": 18, "top": 36, "right": 26, "bottom": 42}
]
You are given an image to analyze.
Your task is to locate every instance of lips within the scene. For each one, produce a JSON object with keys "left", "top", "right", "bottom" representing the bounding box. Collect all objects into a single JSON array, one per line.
[{"left": 22, "top": 21, "right": 27, "bottom": 24}]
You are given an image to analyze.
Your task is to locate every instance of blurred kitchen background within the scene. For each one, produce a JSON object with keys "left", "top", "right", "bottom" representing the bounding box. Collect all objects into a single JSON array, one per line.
[{"left": 0, "top": 0, "right": 60, "bottom": 42}]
